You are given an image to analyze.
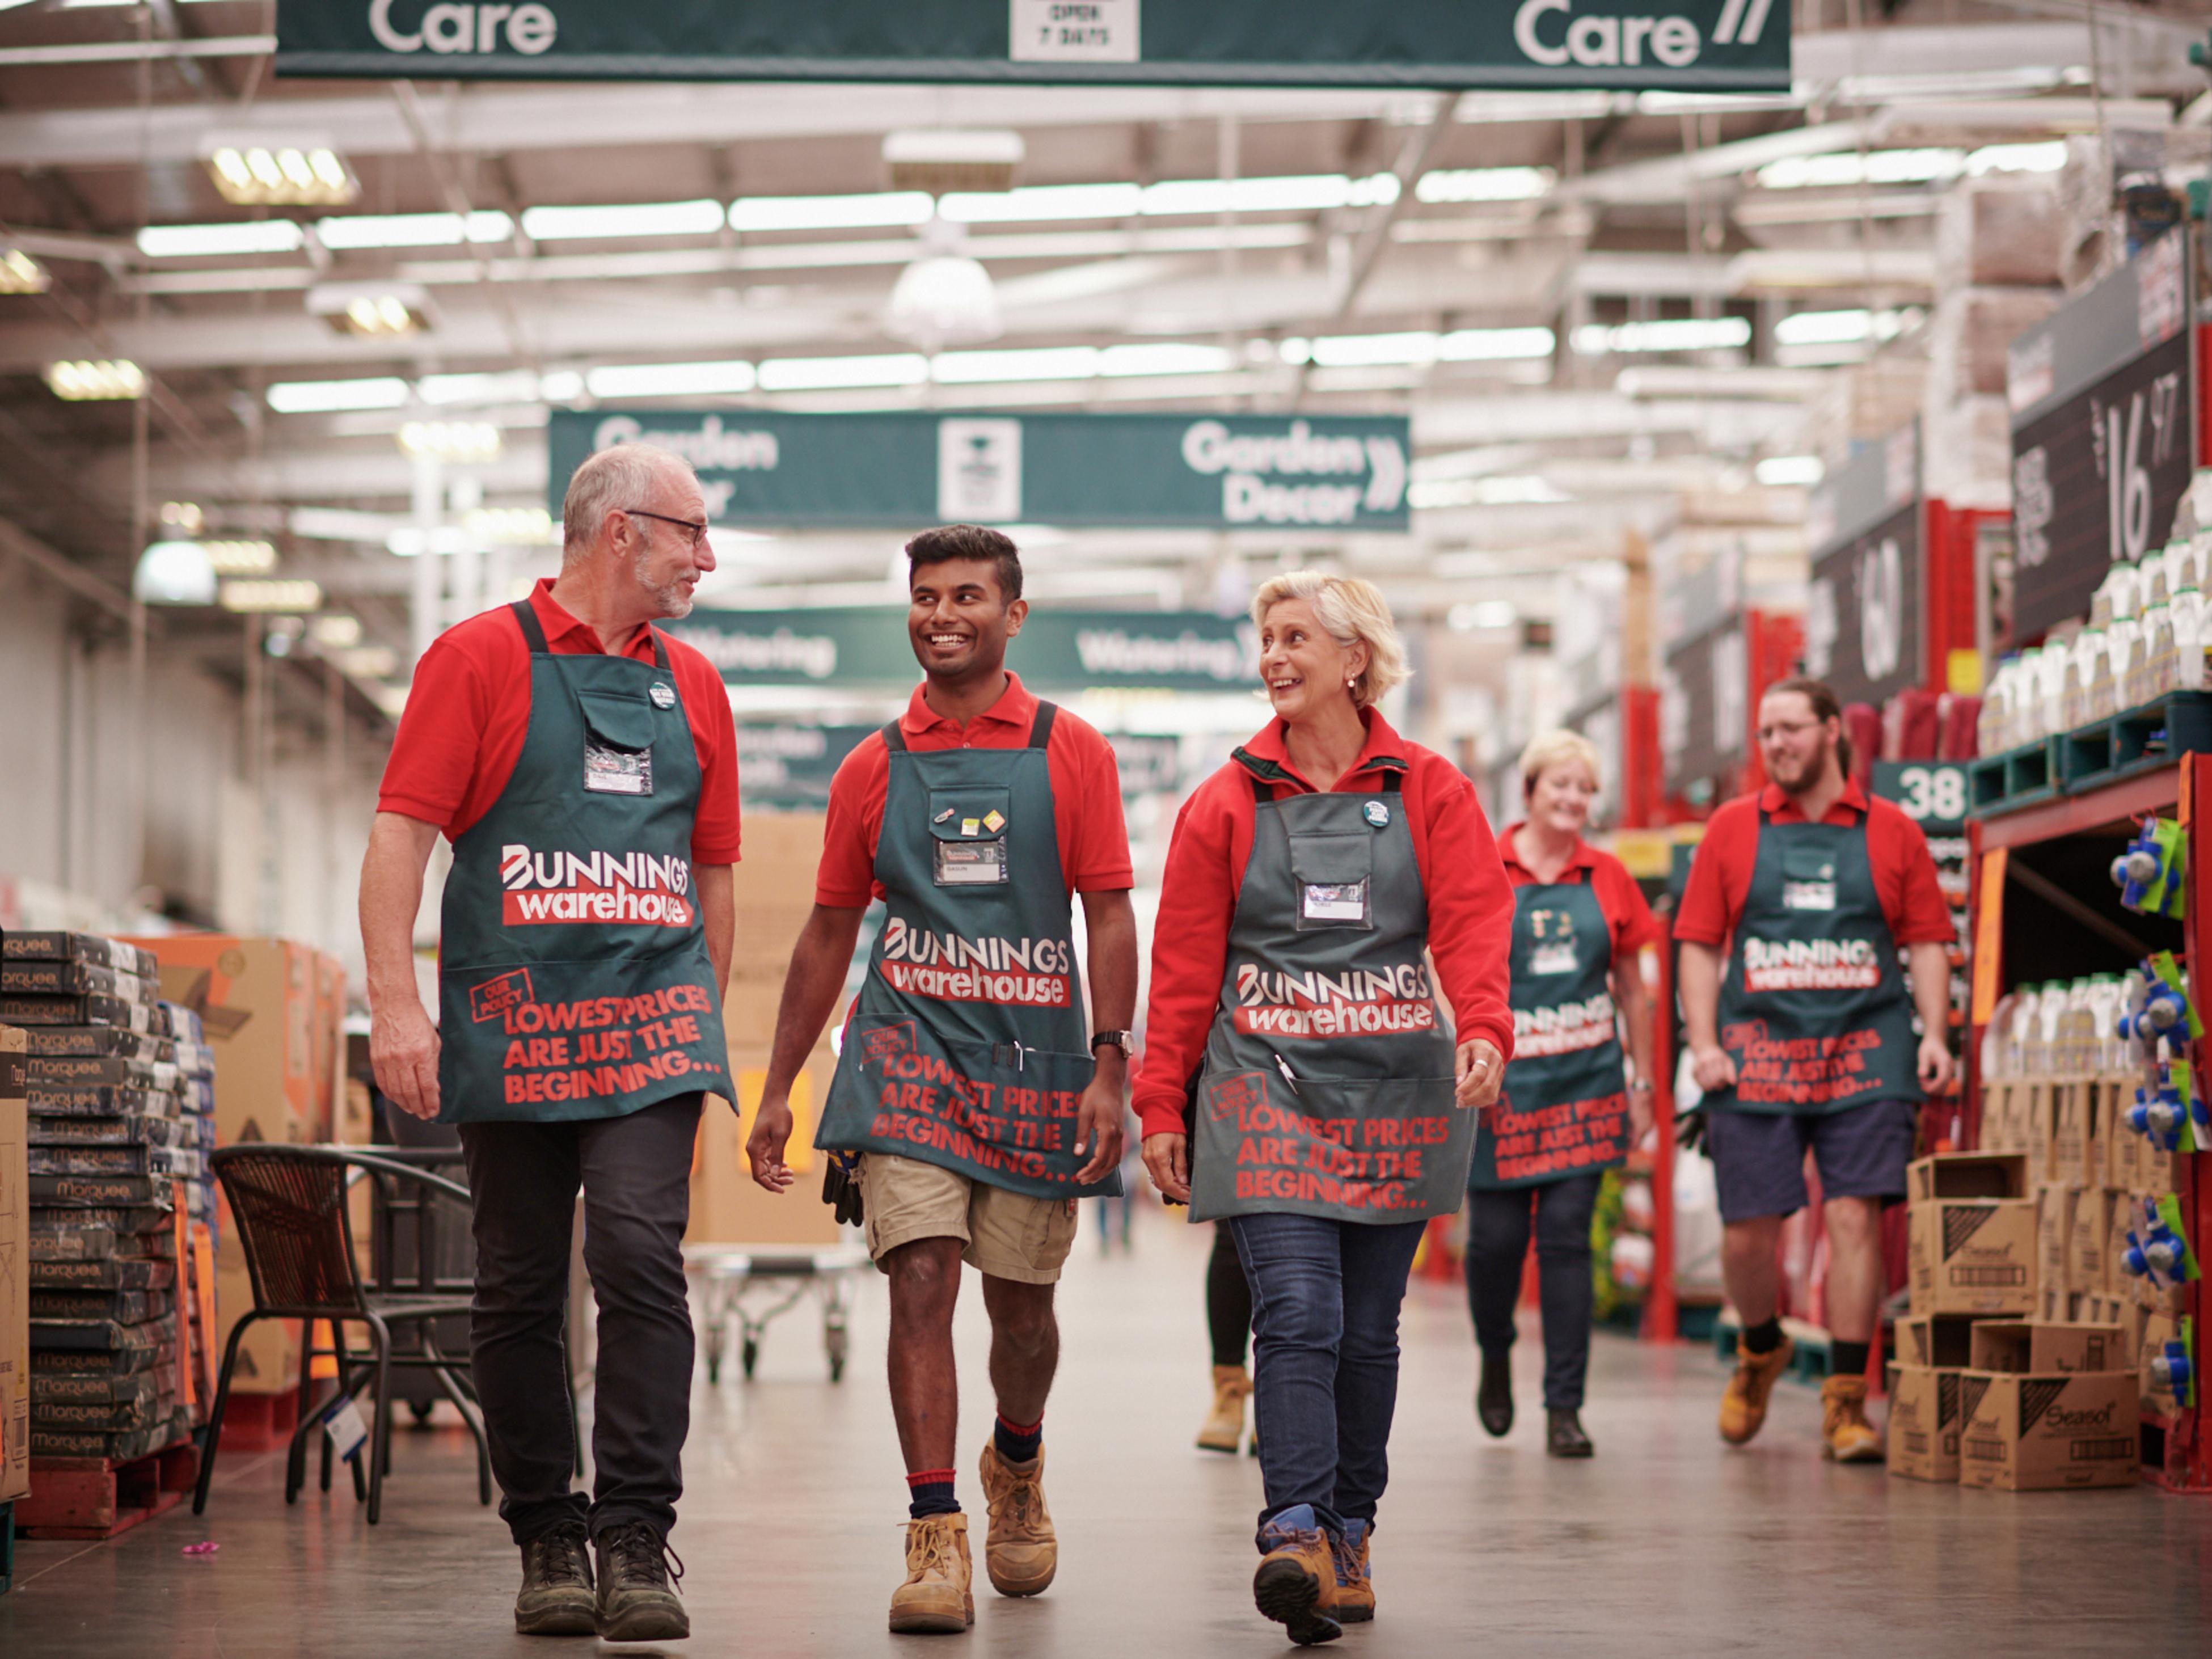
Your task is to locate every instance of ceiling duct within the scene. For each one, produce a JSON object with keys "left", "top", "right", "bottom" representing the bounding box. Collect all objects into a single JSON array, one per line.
[{"left": 884, "top": 128, "right": 1026, "bottom": 195}]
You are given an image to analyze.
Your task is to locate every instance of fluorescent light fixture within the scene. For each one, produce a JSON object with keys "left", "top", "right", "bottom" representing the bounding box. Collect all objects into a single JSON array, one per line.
[
  {"left": 1139, "top": 172, "right": 1398, "bottom": 216},
  {"left": 465, "top": 506, "right": 557, "bottom": 544},
  {"left": 1440, "top": 326, "right": 1556, "bottom": 361},
  {"left": 221, "top": 579, "right": 323, "bottom": 614},
  {"left": 1755, "top": 147, "right": 1965, "bottom": 190},
  {"left": 1755, "top": 455, "right": 1825, "bottom": 487},
  {"left": 1415, "top": 167, "right": 1555, "bottom": 204},
  {"left": 1278, "top": 337, "right": 1314, "bottom": 366},
  {"left": 939, "top": 183, "right": 1145, "bottom": 223},
  {"left": 756, "top": 353, "right": 929, "bottom": 391},
  {"left": 417, "top": 370, "right": 542, "bottom": 407},
  {"left": 931, "top": 346, "right": 1098, "bottom": 385},
  {"left": 1097, "top": 343, "right": 1232, "bottom": 377},
  {"left": 138, "top": 219, "right": 306, "bottom": 259},
  {"left": 205, "top": 142, "right": 356, "bottom": 208},
  {"left": 1773, "top": 307, "right": 1918, "bottom": 347},
  {"left": 1448, "top": 600, "right": 1518, "bottom": 631},
  {"left": 309, "top": 613, "right": 363, "bottom": 649},
  {"left": 1411, "top": 476, "right": 1572, "bottom": 509},
  {"left": 731, "top": 192, "right": 933, "bottom": 233},
  {"left": 46, "top": 360, "right": 146, "bottom": 400},
  {"left": 520, "top": 199, "right": 725, "bottom": 241},
  {"left": 1294, "top": 327, "right": 1555, "bottom": 368},
  {"left": 1968, "top": 140, "right": 2068, "bottom": 175},
  {"left": 314, "top": 210, "right": 513, "bottom": 250},
  {"left": 133, "top": 541, "right": 217, "bottom": 606},
  {"left": 539, "top": 370, "right": 586, "bottom": 402},
  {"left": 291, "top": 506, "right": 395, "bottom": 541},
  {"left": 387, "top": 526, "right": 468, "bottom": 558},
  {"left": 265, "top": 377, "right": 411, "bottom": 413},
  {"left": 336, "top": 645, "right": 399, "bottom": 678},
  {"left": 201, "top": 539, "right": 278, "bottom": 575},
  {"left": 398, "top": 421, "right": 503, "bottom": 462},
  {"left": 307, "top": 281, "right": 432, "bottom": 338},
  {"left": 586, "top": 360, "right": 758, "bottom": 399},
  {"left": 1309, "top": 331, "right": 1443, "bottom": 368},
  {"left": 0, "top": 250, "right": 50, "bottom": 294},
  {"left": 159, "top": 501, "right": 205, "bottom": 533},
  {"left": 1569, "top": 317, "right": 1750, "bottom": 355}
]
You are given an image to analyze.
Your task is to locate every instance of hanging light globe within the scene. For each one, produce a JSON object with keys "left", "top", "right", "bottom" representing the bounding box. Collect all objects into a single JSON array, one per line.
[
  {"left": 133, "top": 539, "right": 218, "bottom": 605},
  {"left": 888, "top": 219, "right": 999, "bottom": 349}
]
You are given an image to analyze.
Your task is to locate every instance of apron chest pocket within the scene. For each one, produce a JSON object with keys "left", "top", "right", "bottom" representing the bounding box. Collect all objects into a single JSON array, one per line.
[
  {"left": 1288, "top": 830, "right": 1374, "bottom": 930},
  {"left": 927, "top": 787, "right": 1012, "bottom": 887},
  {"left": 576, "top": 688, "right": 657, "bottom": 796},
  {"left": 1779, "top": 845, "right": 1839, "bottom": 911}
]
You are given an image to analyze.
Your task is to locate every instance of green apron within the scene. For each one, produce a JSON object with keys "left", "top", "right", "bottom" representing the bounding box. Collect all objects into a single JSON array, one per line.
[
  {"left": 1188, "top": 757, "right": 1472, "bottom": 1225},
  {"left": 436, "top": 601, "right": 732, "bottom": 1124},
  {"left": 814, "top": 700, "right": 1120, "bottom": 1198},
  {"left": 1470, "top": 874, "right": 1629, "bottom": 1191},
  {"left": 1710, "top": 808, "right": 1922, "bottom": 1115}
]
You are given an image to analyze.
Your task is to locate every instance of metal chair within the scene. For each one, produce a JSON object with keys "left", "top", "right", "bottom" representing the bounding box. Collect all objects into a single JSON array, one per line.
[{"left": 195, "top": 1145, "right": 489, "bottom": 1525}]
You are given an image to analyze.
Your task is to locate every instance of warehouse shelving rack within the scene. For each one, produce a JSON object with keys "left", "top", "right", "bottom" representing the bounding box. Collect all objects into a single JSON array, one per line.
[{"left": 1966, "top": 753, "right": 2211, "bottom": 1492}]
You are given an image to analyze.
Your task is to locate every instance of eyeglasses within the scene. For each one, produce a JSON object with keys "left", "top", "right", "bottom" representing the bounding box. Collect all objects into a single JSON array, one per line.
[{"left": 624, "top": 508, "right": 710, "bottom": 549}]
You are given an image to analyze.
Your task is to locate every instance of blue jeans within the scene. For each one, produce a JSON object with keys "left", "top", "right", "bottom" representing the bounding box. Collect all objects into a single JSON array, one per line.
[
  {"left": 1463, "top": 1172, "right": 1603, "bottom": 1411},
  {"left": 1229, "top": 1213, "right": 1426, "bottom": 1550}
]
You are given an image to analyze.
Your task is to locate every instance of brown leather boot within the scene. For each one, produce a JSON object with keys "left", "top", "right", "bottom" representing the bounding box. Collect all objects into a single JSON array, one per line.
[
  {"left": 1719, "top": 1332, "right": 1795, "bottom": 1446},
  {"left": 977, "top": 1443, "right": 1057, "bottom": 1597},
  {"left": 1252, "top": 1506, "right": 1341, "bottom": 1647},
  {"left": 1198, "top": 1365, "right": 1252, "bottom": 1453},
  {"left": 888, "top": 1513, "right": 973, "bottom": 1635},
  {"left": 1820, "top": 1374, "right": 1884, "bottom": 1462},
  {"left": 1328, "top": 1520, "right": 1373, "bottom": 1624}
]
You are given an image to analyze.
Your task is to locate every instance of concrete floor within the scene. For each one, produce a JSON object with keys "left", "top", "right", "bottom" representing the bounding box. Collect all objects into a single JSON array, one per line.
[{"left": 5, "top": 1206, "right": 2207, "bottom": 1657}]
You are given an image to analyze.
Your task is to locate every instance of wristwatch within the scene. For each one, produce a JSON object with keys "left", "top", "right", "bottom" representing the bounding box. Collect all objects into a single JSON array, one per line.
[
  {"left": 1628, "top": 1080, "right": 1655, "bottom": 1095},
  {"left": 1090, "top": 1030, "right": 1134, "bottom": 1056}
]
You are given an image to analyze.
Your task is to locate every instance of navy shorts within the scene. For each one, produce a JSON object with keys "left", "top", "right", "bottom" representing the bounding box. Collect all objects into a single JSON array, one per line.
[{"left": 1705, "top": 1097, "right": 1919, "bottom": 1225}]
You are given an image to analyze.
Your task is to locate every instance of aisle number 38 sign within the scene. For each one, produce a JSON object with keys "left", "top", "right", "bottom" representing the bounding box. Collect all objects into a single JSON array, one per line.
[{"left": 1872, "top": 761, "right": 1969, "bottom": 834}]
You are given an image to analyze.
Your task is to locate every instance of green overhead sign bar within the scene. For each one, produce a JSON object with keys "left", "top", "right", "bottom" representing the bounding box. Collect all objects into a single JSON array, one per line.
[
  {"left": 546, "top": 408, "right": 1412, "bottom": 532},
  {"left": 675, "top": 608, "right": 1257, "bottom": 692},
  {"left": 278, "top": 1, "right": 1790, "bottom": 88}
]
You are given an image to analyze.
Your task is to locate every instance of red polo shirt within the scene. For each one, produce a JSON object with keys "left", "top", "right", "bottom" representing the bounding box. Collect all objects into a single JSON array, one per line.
[
  {"left": 816, "top": 671, "right": 1133, "bottom": 906},
  {"left": 377, "top": 579, "right": 743, "bottom": 863},
  {"left": 1499, "top": 825, "right": 1663, "bottom": 964},
  {"left": 1132, "top": 709, "right": 1516, "bottom": 1139},
  {"left": 1673, "top": 779, "right": 1951, "bottom": 949}
]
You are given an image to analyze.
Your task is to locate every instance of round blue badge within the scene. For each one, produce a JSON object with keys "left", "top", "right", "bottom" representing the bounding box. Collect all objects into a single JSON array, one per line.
[
  {"left": 1363, "top": 800, "right": 1390, "bottom": 828},
  {"left": 649, "top": 683, "right": 676, "bottom": 709}
]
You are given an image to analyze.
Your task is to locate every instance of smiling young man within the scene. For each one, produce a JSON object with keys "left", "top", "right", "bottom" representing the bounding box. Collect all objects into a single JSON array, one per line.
[
  {"left": 746, "top": 525, "right": 1138, "bottom": 1636},
  {"left": 1675, "top": 677, "right": 1955, "bottom": 1461}
]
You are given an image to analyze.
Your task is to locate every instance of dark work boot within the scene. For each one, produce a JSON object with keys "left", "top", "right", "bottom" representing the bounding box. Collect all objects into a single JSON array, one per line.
[
  {"left": 1476, "top": 1353, "right": 1514, "bottom": 1438},
  {"left": 1546, "top": 1409, "right": 1594, "bottom": 1459},
  {"left": 514, "top": 1522, "right": 597, "bottom": 1636},
  {"left": 594, "top": 1522, "right": 689, "bottom": 1643}
]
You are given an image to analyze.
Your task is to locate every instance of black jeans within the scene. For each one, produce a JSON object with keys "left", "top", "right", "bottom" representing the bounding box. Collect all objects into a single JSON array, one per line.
[
  {"left": 458, "top": 1092, "right": 702, "bottom": 1544},
  {"left": 1463, "top": 1173, "right": 1603, "bottom": 1412}
]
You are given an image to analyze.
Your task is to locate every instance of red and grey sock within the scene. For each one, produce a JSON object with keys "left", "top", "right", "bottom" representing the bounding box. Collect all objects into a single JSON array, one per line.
[
  {"left": 906, "top": 1468, "right": 960, "bottom": 1519},
  {"left": 993, "top": 1412, "right": 1043, "bottom": 1464}
]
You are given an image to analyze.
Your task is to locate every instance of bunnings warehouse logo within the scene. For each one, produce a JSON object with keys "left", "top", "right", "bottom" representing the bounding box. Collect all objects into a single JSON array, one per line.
[
  {"left": 1180, "top": 420, "right": 1405, "bottom": 526},
  {"left": 500, "top": 845, "right": 694, "bottom": 927},
  {"left": 1513, "top": 0, "right": 1773, "bottom": 67}
]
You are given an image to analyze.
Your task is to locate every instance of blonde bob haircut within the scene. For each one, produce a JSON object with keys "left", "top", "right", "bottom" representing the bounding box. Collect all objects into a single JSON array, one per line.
[
  {"left": 1518, "top": 728, "right": 1605, "bottom": 800},
  {"left": 1250, "top": 571, "right": 1409, "bottom": 709}
]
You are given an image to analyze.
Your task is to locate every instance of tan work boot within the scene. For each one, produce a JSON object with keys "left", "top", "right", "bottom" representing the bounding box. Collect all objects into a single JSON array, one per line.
[
  {"left": 1718, "top": 1331, "right": 1795, "bottom": 1446},
  {"left": 1252, "top": 1505, "right": 1341, "bottom": 1647},
  {"left": 888, "top": 1513, "right": 973, "bottom": 1635},
  {"left": 1820, "top": 1374, "right": 1884, "bottom": 1462},
  {"left": 977, "top": 1443, "right": 1057, "bottom": 1597},
  {"left": 1198, "top": 1366, "right": 1253, "bottom": 1453},
  {"left": 1328, "top": 1519, "right": 1373, "bottom": 1625}
]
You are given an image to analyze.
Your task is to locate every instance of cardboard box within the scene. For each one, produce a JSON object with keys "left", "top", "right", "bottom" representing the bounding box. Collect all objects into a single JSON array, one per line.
[
  {"left": 1908, "top": 1153, "right": 2038, "bottom": 1315},
  {"left": 214, "top": 1259, "right": 303, "bottom": 1396},
  {"left": 2053, "top": 1077, "right": 2113, "bottom": 1189},
  {"left": 2020, "top": 1083, "right": 2059, "bottom": 1181},
  {"left": 685, "top": 1019, "right": 847, "bottom": 1249},
  {"left": 1969, "top": 1319, "right": 2126, "bottom": 1375},
  {"left": 1957, "top": 1367, "right": 2140, "bottom": 1489},
  {"left": 2069, "top": 1187, "right": 2125, "bottom": 1293},
  {"left": 310, "top": 951, "right": 345, "bottom": 1143},
  {"left": 728, "top": 813, "right": 828, "bottom": 983},
  {"left": 1888, "top": 1314, "right": 1982, "bottom": 1482},
  {"left": 0, "top": 1025, "right": 29, "bottom": 1501},
  {"left": 2036, "top": 1183, "right": 2076, "bottom": 1295},
  {"left": 120, "top": 936, "right": 321, "bottom": 1149}
]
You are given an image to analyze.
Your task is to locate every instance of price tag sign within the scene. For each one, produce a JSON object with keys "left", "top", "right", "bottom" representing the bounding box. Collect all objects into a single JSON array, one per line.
[{"left": 1872, "top": 760, "right": 1969, "bottom": 834}]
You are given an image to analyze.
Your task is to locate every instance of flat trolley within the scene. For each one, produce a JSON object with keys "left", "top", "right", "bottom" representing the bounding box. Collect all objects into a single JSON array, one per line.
[{"left": 685, "top": 1243, "right": 872, "bottom": 1382}]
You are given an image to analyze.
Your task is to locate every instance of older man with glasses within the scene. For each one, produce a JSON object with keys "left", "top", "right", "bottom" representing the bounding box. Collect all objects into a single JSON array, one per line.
[{"left": 360, "top": 442, "right": 740, "bottom": 1641}]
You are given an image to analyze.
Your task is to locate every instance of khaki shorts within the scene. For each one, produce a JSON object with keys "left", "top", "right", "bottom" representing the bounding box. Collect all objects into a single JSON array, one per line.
[{"left": 856, "top": 1154, "right": 1079, "bottom": 1285}]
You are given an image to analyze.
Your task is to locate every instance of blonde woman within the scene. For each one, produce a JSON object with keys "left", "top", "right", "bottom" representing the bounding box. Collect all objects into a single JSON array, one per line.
[
  {"left": 1135, "top": 572, "right": 1513, "bottom": 1644},
  {"left": 1465, "top": 730, "right": 1658, "bottom": 1458}
]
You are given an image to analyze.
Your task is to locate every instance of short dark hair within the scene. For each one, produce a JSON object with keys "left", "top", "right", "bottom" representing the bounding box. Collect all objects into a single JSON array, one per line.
[
  {"left": 1763, "top": 674, "right": 1854, "bottom": 775},
  {"left": 906, "top": 524, "right": 1022, "bottom": 604}
]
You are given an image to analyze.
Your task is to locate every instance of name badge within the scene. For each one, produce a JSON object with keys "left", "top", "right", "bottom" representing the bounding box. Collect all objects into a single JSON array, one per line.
[
  {"left": 1782, "top": 880, "right": 1836, "bottom": 911},
  {"left": 1301, "top": 880, "right": 1369, "bottom": 924},
  {"left": 1530, "top": 942, "right": 1579, "bottom": 976},
  {"left": 935, "top": 839, "right": 1008, "bottom": 885},
  {"left": 584, "top": 742, "right": 654, "bottom": 796}
]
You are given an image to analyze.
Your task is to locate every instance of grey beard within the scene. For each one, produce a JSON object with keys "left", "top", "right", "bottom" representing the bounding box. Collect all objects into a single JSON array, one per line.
[{"left": 635, "top": 548, "right": 693, "bottom": 617}]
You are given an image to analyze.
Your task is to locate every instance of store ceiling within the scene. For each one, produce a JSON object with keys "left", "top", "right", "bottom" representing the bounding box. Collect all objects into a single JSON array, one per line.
[{"left": 0, "top": 0, "right": 2206, "bottom": 713}]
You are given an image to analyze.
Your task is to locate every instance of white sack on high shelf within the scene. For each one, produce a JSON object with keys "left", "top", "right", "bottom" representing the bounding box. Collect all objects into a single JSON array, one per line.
[
  {"left": 1804, "top": 357, "right": 1926, "bottom": 469},
  {"left": 1927, "top": 286, "right": 2062, "bottom": 402},
  {"left": 1934, "top": 173, "right": 2067, "bottom": 292},
  {"left": 1921, "top": 394, "right": 2012, "bottom": 514}
]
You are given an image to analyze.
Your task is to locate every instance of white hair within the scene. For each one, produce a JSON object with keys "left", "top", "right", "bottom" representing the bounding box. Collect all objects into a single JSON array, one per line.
[
  {"left": 1250, "top": 570, "right": 1409, "bottom": 707},
  {"left": 1518, "top": 728, "right": 1604, "bottom": 799},
  {"left": 561, "top": 442, "right": 694, "bottom": 565}
]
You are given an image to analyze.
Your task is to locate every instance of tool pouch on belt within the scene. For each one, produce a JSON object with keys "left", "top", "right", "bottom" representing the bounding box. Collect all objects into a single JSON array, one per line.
[{"left": 821, "top": 1149, "right": 865, "bottom": 1227}]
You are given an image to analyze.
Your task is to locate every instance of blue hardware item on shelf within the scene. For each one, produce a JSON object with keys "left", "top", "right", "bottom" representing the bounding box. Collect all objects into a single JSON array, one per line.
[
  {"left": 2121, "top": 1196, "right": 2198, "bottom": 1291},
  {"left": 2149, "top": 1341, "right": 2194, "bottom": 1408},
  {"left": 2110, "top": 817, "right": 2188, "bottom": 917},
  {"left": 2127, "top": 1083, "right": 2189, "bottom": 1150}
]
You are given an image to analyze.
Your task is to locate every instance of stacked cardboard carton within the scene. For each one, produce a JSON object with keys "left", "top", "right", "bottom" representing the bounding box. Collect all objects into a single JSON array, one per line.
[
  {"left": 1894, "top": 1149, "right": 2148, "bottom": 1489},
  {"left": 0, "top": 1027, "right": 28, "bottom": 1505},
  {"left": 5, "top": 931, "right": 199, "bottom": 1462}
]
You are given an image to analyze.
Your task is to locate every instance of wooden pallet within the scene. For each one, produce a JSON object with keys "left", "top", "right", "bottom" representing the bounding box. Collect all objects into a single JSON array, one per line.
[{"left": 18, "top": 1442, "right": 199, "bottom": 1541}]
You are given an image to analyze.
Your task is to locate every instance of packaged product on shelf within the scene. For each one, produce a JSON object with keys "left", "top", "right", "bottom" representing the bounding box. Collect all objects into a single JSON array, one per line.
[
  {"left": 29, "top": 1254, "right": 174, "bottom": 1291},
  {"left": 23, "top": 1027, "right": 172, "bottom": 1063},
  {"left": 1957, "top": 1320, "right": 2138, "bottom": 1491},
  {"left": 2103, "top": 616, "right": 2139, "bottom": 719},
  {"left": 0, "top": 994, "right": 163, "bottom": 1032},
  {"left": 0, "top": 934, "right": 157, "bottom": 976},
  {"left": 2069, "top": 1189, "right": 2126, "bottom": 1293},
  {"left": 2135, "top": 601, "right": 2175, "bottom": 704},
  {"left": 1888, "top": 1314, "right": 1981, "bottom": 1483},
  {"left": 2173, "top": 587, "right": 2205, "bottom": 690},
  {"left": 1908, "top": 1153, "right": 2038, "bottom": 1316},
  {"left": 1978, "top": 661, "right": 2015, "bottom": 754}
]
